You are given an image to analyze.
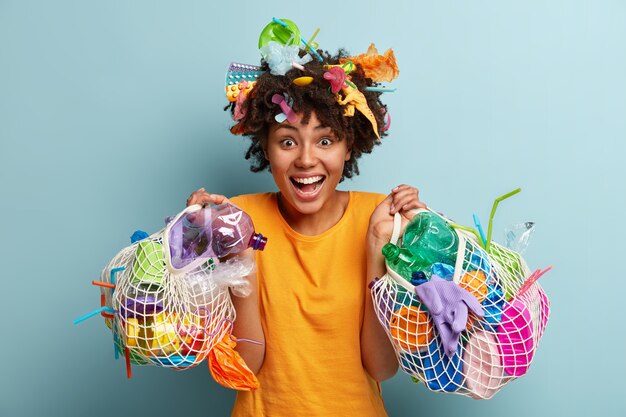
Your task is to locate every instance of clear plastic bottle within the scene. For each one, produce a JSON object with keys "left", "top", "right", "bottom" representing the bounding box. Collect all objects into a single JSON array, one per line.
[{"left": 402, "top": 212, "right": 459, "bottom": 268}]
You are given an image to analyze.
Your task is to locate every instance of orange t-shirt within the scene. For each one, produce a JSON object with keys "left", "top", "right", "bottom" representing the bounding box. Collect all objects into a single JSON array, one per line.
[{"left": 229, "top": 191, "right": 388, "bottom": 417}]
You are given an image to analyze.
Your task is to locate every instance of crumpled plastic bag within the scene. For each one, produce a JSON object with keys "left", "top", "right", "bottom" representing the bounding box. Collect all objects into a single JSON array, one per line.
[
  {"left": 207, "top": 332, "right": 260, "bottom": 391},
  {"left": 260, "top": 41, "right": 312, "bottom": 76}
]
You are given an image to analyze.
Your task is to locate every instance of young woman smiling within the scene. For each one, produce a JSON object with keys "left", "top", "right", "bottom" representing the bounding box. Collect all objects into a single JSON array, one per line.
[{"left": 187, "top": 49, "right": 425, "bottom": 416}]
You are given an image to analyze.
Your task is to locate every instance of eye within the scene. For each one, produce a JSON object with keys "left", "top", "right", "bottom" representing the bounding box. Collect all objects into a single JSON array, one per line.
[
  {"left": 280, "top": 138, "right": 296, "bottom": 148},
  {"left": 319, "top": 137, "right": 333, "bottom": 146}
]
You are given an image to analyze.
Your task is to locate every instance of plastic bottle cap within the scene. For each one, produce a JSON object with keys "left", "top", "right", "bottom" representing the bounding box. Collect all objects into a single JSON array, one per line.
[{"left": 249, "top": 233, "right": 267, "bottom": 251}]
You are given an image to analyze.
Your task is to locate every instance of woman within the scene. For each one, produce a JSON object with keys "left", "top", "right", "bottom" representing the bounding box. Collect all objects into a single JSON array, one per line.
[{"left": 188, "top": 48, "right": 425, "bottom": 416}]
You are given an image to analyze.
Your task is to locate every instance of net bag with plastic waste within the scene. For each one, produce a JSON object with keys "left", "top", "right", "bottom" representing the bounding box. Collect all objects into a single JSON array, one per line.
[
  {"left": 370, "top": 196, "right": 550, "bottom": 399},
  {"left": 79, "top": 203, "right": 266, "bottom": 388}
]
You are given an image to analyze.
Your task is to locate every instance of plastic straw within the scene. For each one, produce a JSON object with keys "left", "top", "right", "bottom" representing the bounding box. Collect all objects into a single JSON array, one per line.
[
  {"left": 272, "top": 17, "right": 288, "bottom": 27},
  {"left": 450, "top": 222, "right": 483, "bottom": 243},
  {"left": 73, "top": 307, "right": 116, "bottom": 325},
  {"left": 365, "top": 87, "right": 397, "bottom": 92},
  {"left": 305, "top": 28, "right": 320, "bottom": 52},
  {"left": 110, "top": 267, "right": 125, "bottom": 285},
  {"left": 124, "top": 347, "right": 132, "bottom": 379},
  {"left": 472, "top": 213, "right": 487, "bottom": 248},
  {"left": 92, "top": 280, "right": 115, "bottom": 289},
  {"left": 486, "top": 188, "right": 521, "bottom": 252},
  {"left": 301, "top": 38, "right": 323, "bottom": 62}
]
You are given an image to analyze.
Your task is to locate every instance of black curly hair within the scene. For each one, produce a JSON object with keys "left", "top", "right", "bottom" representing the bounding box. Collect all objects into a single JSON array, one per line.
[{"left": 225, "top": 49, "right": 390, "bottom": 181}]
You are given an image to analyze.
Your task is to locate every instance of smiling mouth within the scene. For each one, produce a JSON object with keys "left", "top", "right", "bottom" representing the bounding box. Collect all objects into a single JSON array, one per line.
[{"left": 290, "top": 175, "right": 325, "bottom": 194}]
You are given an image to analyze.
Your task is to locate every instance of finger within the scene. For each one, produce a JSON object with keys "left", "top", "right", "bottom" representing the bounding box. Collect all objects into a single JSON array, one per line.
[
  {"left": 187, "top": 191, "right": 228, "bottom": 207},
  {"left": 394, "top": 194, "right": 426, "bottom": 213},
  {"left": 187, "top": 192, "right": 210, "bottom": 207},
  {"left": 392, "top": 184, "right": 415, "bottom": 193},
  {"left": 390, "top": 192, "right": 419, "bottom": 214},
  {"left": 389, "top": 189, "right": 415, "bottom": 214}
]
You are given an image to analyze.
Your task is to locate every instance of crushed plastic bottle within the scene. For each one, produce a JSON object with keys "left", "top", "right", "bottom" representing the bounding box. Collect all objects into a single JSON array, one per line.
[{"left": 167, "top": 203, "right": 267, "bottom": 271}]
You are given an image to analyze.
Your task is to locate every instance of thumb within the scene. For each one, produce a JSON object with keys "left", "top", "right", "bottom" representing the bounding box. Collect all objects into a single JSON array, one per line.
[{"left": 456, "top": 285, "right": 485, "bottom": 318}]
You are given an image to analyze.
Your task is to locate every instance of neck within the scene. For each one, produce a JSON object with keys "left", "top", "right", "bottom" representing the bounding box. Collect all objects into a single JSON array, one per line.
[{"left": 277, "top": 191, "right": 350, "bottom": 236}]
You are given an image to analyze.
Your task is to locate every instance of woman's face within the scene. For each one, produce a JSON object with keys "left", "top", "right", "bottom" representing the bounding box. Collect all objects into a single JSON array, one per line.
[{"left": 265, "top": 111, "right": 351, "bottom": 216}]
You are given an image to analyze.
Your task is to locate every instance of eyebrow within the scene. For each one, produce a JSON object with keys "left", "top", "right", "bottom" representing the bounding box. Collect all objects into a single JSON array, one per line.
[{"left": 273, "top": 124, "right": 330, "bottom": 133}]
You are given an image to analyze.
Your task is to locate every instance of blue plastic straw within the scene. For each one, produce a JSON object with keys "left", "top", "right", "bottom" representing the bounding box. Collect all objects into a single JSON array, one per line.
[
  {"left": 110, "top": 266, "right": 125, "bottom": 285},
  {"left": 473, "top": 213, "right": 487, "bottom": 248},
  {"left": 73, "top": 307, "right": 115, "bottom": 325},
  {"left": 272, "top": 17, "right": 288, "bottom": 27},
  {"left": 365, "top": 87, "right": 397, "bottom": 92},
  {"left": 301, "top": 38, "right": 323, "bottom": 62}
]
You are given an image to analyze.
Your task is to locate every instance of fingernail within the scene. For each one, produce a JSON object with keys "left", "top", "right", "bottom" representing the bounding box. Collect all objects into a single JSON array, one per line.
[
  {"left": 392, "top": 186, "right": 399, "bottom": 192},
  {"left": 390, "top": 204, "right": 395, "bottom": 212},
  {"left": 199, "top": 187, "right": 205, "bottom": 191}
]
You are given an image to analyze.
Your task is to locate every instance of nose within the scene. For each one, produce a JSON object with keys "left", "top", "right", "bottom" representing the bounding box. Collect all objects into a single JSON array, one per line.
[{"left": 294, "top": 143, "right": 318, "bottom": 168}]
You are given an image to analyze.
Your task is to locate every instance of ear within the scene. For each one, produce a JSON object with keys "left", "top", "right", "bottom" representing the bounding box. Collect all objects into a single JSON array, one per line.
[
  {"left": 344, "top": 147, "right": 352, "bottom": 162},
  {"left": 263, "top": 147, "right": 269, "bottom": 161}
]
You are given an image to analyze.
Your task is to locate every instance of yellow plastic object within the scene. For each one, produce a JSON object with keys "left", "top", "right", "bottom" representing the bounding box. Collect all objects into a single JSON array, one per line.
[
  {"left": 336, "top": 83, "right": 379, "bottom": 139},
  {"left": 226, "top": 81, "right": 256, "bottom": 102},
  {"left": 125, "top": 318, "right": 139, "bottom": 347},
  {"left": 208, "top": 333, "right": 260, "bottom": 391},
  {"left": 150, "top": 313, "right": 180, "bottom": 356},
  {"left": 293, "top": 76, "right": 314, "bottom": 86}
]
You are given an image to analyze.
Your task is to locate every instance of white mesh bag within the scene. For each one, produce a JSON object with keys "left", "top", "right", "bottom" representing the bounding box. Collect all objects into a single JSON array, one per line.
[
  {"left": 371, "top": 206, "right": 550, "bottom": 399},
  {"left": 77, "top": 203, "right": 266, "bottom": 375}
]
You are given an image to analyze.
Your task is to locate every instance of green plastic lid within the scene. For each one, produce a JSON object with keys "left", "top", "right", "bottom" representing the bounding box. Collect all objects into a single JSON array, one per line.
[{"left": 258, "top": 18, "right": 301, "bottom": 49}]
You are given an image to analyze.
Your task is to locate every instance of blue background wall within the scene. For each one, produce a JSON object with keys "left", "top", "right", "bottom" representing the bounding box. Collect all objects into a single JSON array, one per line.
[{"left": 1, "top": 1, "right": 624, "bottom": 416}]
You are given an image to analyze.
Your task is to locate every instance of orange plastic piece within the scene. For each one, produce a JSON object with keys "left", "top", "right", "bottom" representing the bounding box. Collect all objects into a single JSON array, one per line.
[
  {"left": 389, "top": 305, "right": 433, "bottom": 350},
  {"left": 459, "top": 270, "right": 488, "bottom": 302},
  {"left": 340, "top": 43, "right": 399, "bottom": 83},
  {"left": 208, "top": 333, "right": 259, "bottom": 391}
]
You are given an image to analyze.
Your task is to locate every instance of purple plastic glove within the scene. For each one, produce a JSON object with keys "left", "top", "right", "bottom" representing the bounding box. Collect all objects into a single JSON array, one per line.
[{"left": 415, "top": 275, "right": 485, "bottom": 357}]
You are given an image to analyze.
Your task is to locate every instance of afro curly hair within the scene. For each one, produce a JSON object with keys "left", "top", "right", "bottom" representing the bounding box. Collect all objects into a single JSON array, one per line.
[{"left": 226, "top": 49, "right": 390, "bottom": 181}]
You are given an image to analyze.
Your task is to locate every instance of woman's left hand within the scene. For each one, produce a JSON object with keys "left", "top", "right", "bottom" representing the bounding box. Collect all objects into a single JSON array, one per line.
[{"left": 367, "top": 184, "right": 427, "bottom": 249}]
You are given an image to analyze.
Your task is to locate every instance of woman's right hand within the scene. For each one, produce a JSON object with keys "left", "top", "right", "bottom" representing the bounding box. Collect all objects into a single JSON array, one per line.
[{"left": 186, "top": 188, "right": 230, "bottom": 207}]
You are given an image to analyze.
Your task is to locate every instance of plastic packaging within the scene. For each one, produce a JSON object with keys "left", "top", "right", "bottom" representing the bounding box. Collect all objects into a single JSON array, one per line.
[
  {"left": 185, "top": 254, "right": 256, "bottom": 299},
  {"left": 504, "top": 222, "right": 535, "bottom": 254}
]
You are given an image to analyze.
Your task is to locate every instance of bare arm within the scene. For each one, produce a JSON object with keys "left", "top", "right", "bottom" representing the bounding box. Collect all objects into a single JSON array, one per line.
[
  {"left": 230, "top": 251, "right": 266, "bottom": 374},
  {"left": 360, "top": 185, "right": 426, "bottom": 381},
  {"left": 187, "top": 188, "right": 266, "bottom": 373}
]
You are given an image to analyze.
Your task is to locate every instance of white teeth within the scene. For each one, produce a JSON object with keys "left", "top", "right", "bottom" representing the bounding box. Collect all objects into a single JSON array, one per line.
[{"left": 292, "top": 176, "right": 323, "bottom": 184}]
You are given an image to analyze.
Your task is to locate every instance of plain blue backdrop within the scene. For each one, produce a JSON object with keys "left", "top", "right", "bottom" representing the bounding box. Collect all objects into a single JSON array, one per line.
[{"left": 1, "top": 1, "right": 625, "bottom": 416}]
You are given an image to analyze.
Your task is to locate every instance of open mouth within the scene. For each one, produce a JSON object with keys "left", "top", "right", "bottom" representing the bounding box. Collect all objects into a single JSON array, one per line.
[{"left": 290, "top": 175, "right": 325, "bottom": 196}]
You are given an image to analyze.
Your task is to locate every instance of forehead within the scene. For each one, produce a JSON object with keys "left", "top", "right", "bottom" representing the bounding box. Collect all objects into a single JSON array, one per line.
[{"left": 269, "top": 112, "right": 333, "bottom": 135}]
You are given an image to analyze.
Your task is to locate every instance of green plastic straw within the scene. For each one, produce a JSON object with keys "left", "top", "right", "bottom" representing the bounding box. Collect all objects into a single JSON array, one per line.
[
  {"left": 486, "top": 188, "right": 521, "bottom": 252},
  {"left": 450, "top": 222, "right": 483, "bottom": 244}
]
